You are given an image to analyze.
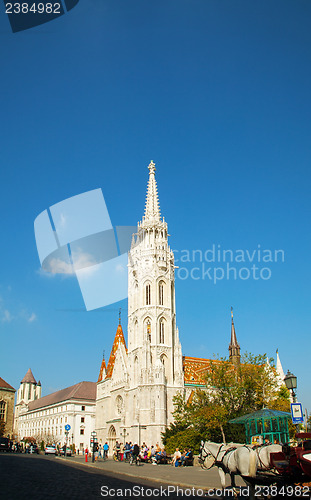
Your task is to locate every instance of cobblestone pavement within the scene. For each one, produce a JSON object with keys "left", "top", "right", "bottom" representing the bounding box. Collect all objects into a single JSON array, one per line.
[
  {"left": 0, "top": 453, "right": 225, "bottom": 499},
  {"left": 3, "top": 453, "right": 306, "bottom": 500}
]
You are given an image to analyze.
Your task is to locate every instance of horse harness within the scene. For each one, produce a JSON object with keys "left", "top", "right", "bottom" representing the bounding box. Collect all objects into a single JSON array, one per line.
[{"left": 201, "top": 444, "right": 253, "bottom": 474}]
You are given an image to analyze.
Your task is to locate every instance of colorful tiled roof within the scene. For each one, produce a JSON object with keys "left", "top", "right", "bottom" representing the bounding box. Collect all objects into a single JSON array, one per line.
[
  {"left": 183, "top": 356, "right": 225, "bottom": 385},
  {"left": 0, "top": 377, "right": 15, "bottom": 392},
  {"left": 105, "top": 323, "right": 127, "bottom": 379},
  {"left": 27, "top": 381, "right": 96, "bottom": 411},
  {"left": 97, "top": 357, "right": 107, "bottom": 383}
]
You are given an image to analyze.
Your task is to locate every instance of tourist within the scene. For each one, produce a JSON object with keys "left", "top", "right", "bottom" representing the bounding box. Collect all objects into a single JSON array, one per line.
[
  {"left": 172, "top": 447, "right": 181, "bottom": 466},
  {"left": 180, "top": 448, "right": 192, "bottom": 466},
  {"left": 123, "top": 442, "right": 131, "bottom": 460}
]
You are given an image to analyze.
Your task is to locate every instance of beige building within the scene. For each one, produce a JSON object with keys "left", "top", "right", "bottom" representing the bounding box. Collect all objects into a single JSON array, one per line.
[
  {"left": 14, "top": 369, "right": 96, "bottom": 450},
  {"left": 0, "top": 377, "right": 16, "bottom": 439}
]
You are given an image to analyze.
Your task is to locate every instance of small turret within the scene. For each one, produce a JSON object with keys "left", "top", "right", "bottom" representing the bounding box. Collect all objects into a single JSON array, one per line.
[{"left": 16, "top": 368, "right": 40, "bottom": 406}]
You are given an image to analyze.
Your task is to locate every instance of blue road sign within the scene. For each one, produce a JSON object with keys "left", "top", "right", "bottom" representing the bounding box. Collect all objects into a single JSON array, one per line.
[
  {"left": 65, "top": 424, "right": 71, "bottom": 431},
  {"left": 291, "top": 403, "right": 304, "bottom": 424}
]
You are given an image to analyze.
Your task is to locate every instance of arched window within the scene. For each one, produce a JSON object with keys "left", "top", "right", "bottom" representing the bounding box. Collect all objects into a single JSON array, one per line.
[
  {"left": 159, "top": 281, "right": 164, "bottom": 305},
  {"left": 146, "top": 320, "right": 151, "bottom": 342},
  {"left": 145, "top": 284, "right": 151, "bottom": 305},
  {"left": 159, "top": 319, "right": 165, "bottom": 344},
  {"left": 134, "top": 356, "right": 139, "bottom": 385},
  {"left": 116, "top": 395, "right": 124, "bottom": 415},
  {"left": 0, "top": 400, "right": 6, "bottom": 421}
]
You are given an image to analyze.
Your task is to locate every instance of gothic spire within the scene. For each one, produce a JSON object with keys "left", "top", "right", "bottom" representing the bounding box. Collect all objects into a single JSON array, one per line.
[
  {"left": 143, "top": 161, "right": 161, "bottom": 223},
  {"left": 276, "top": 348, "right": 285, "bottom": 380},
  {"left": 230, "top": 307, "right": 239, "bottom": 347},
  {"left": 229, "top": 307, "right": 240, "bottom": 366}
]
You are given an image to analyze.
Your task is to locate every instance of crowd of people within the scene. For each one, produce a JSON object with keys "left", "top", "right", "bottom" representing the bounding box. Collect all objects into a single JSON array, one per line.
[{"left": 107, "top": 441, "right": 193, "bottom": 466}]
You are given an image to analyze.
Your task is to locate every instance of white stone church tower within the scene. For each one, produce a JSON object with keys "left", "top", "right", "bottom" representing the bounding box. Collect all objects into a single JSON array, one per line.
[{"left": 96, "top": 161, "right": 184, "bottom": 447}]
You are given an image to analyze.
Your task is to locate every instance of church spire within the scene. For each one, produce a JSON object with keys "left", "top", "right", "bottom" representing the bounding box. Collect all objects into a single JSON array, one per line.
[
  {"left": 143, "top": 161, "right": 161, "bottom": 223},
  {"left": 276, "top": 348, "right": 285, "bottom": 381},
  {"left": 229, "top": 307, "right": 241, "bottom": 366}
]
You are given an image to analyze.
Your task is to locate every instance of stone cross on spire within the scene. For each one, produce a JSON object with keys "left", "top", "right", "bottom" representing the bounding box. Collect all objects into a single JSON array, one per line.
[{"left": 143, "top": 161, "right": 161, "bottom": 223}]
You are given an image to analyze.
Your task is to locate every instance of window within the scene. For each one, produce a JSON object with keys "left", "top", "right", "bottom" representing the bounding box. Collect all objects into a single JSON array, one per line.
[
  {"left": 80, "top": 429, "right": 84, "bottom": 435},
  {"left": 81, "top": 417, "right": 85, "bottom": 423},
  {"left": 159, "top": 282, "right": 164, "bottom": 305},
  {"left": 146, "top": 320, "right": 151, "bottom": 342},
  {"left": 0, "top": 401, "right": 6, "bottom": 421},
  {"left": 159, "top": 319, "right": 165, "bottom": 344},
  {"left": 81, "top": 406, "right": 85, "bottom": 411},
  {"left": 145, "top": 284, "right": 151, "bottom": 305}
]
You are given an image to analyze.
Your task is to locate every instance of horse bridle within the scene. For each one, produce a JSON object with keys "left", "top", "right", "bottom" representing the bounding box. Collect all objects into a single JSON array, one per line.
[{"left": 200, "top": 443, "right": 226, "bottom": 470}]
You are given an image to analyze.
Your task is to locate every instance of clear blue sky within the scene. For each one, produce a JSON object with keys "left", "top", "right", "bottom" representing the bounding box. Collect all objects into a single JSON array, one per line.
[{"left": 1, "top": 1, "right": 310, "bottom": 414}]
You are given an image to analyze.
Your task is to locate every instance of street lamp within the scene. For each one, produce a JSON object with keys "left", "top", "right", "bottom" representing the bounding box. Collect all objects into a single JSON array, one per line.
[
  {"left": 91, "top": 431, "right": 97, "bottom": 463},
  {"left": 284, "top": 370, "right": 297, "bottom": 402}
]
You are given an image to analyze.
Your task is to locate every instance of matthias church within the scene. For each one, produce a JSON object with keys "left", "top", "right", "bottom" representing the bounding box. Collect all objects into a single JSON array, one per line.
[{"left": 95, "top": 162, "right": 245, "bottom": 447}]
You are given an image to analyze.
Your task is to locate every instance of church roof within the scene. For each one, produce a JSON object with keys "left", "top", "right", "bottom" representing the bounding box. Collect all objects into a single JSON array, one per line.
[
  {"left": 27, "top": 381, "right": 96, "bottom": 411},
  {"left": 183, "top": 356, "right": 224, "bottom": 385},
  {"left": 0, "top": 377, "right": 15, "bottom": 392},
  {"left": 183, "top": 356, "right": 239, "bottom": 385},
  {"left": 21, "top": 368, "right": 37, "bottom": 385},
  {"left": 97, "top": 356, "right": 107, "bottom": 383},
  {"left": 105, "top": 323, "right": 127, "bottom": 379}
]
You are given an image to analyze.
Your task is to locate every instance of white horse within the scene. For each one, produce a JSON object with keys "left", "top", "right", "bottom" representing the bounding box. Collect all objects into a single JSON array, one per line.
[
  {"left": 199, "top": 441, "right": 257, "bottom": 498},
  {"left": 253, "top": 444, "right": 282, "bottom": 471}
]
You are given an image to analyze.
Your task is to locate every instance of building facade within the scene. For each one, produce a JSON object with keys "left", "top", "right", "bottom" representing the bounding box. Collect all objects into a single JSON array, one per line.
[
  {"left": 0, "top": 377, "right": 16, "bottom": 439},
  {"left": 14, "top": 370, "right": 96, "bottom": 451}
]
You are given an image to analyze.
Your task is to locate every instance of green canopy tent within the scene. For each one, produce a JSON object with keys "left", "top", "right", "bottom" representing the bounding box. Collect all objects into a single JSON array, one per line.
[{"left": 229, "top": 408, "right": 291, "bottom": 444}]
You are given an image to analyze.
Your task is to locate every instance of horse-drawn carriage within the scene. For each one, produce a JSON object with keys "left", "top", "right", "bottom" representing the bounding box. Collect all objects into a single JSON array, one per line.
[
  {"left": 199, "top": 409, "right": 311, "bottom": 498},
  {"left": 269, "top": 432, "right": 311, "bottom": 483}
]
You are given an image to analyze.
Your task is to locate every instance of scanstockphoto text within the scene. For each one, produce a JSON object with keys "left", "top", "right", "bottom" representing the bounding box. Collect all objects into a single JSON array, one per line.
[
  {"left": 173, "top": 244, "right": 285, "bottom": 284},
  {"left": 100, "top": 484, "right": 310, "bottom": 497}
]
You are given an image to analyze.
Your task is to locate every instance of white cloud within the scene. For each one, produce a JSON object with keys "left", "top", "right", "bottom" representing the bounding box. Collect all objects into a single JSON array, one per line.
[
  {"left": 39, "top": 250, "right": 98, "bottom": 276},
  {"left": 28, "top": 313, "right": 37, "bottom": 323},
  {"left": 2, "top": 309, "right": 13, "bottom": 323},
  {"left": 48, "top": 258, "right": 74, "bottom": 274}
]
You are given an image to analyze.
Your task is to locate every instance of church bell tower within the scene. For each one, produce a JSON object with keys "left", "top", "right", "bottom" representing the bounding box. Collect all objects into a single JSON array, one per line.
[{"left": 126, "top": 161, "right": 184, "bottom": 443}]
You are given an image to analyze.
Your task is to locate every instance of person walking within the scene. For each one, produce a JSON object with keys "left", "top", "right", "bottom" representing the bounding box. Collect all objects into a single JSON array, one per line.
[{"left": 103, "top": 442, "right": 109, "bottom": 459}]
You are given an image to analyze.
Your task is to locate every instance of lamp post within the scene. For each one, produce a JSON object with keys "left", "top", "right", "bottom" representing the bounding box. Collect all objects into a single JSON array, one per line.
[
  {"left": 122, "top": 428, "right": 128, "bottom": 446},
  {"left": 91, "top": 431, "right": 97, "bottom": 463},
  {"left": 284, "top": 369, "right": 301, "bottom": 432},
  {"left": 284, "top": 370, "right": 297, "bottom": 403}
]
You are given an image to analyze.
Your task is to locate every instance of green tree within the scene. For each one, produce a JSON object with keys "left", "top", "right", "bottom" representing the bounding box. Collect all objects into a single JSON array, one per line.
[{"left": 164, "top": 353, "right": 290, "bottom": 447}]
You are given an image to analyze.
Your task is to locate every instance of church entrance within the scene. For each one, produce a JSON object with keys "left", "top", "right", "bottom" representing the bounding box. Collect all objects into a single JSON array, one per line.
[{"left": 108, "top": 425, "right": 116, "bottom": 454}]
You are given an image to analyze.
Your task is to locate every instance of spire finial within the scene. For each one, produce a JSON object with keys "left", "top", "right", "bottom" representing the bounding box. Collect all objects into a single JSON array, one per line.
[
  {"left": 148, "top": 160, "right": 156, "bottom": 174},
  {"left": 231, "top": 306, "right": 234, "bottom": 321},
  {"left": 103, "top": 349, "right": 105, "bottom": 359},
  {"left": 143, "top": 160, "right": 161, "bottom": 222},
  {"left": 119, "top": 308, "right": 121, "bottom": 325}
]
